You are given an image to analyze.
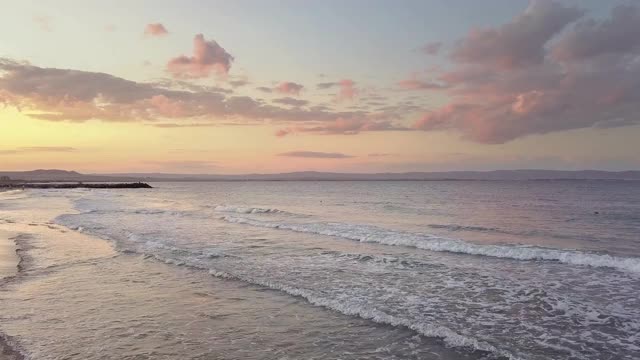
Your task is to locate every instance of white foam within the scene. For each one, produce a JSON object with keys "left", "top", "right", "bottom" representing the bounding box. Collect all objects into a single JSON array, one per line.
[
  {"left": 213, "top": 205, "right": 284, "bottom": 214},
  {"left": 0, "top": 189, "right": 24, "bottom": 196},
  {"left": 428, "top": 224, "right": 498, "bottom": 232},
  {"left": 206, "top": 267, "right": 520, "bottom": 360},
  {"left": 222, "top": 216, "right": 640, "bottom": 274}
]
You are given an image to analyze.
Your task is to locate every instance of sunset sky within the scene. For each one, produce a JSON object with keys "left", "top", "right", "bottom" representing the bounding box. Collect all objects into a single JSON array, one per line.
[{"left": 1, "top": 0, "right": 639, "bottom": 173}]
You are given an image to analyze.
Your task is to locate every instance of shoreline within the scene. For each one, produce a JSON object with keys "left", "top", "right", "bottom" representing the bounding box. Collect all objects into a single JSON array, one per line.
[
  {"left": 0, "top": 189, "right": 24, "bottom": 360},
  {"left": 0, "top": 230, "right": 19, "bottom": 280},
  {"left": 0, "top": 334, "right": 23, "bottom": 360},
  {"left": 0, "top": 229, "right": 24, "bottom": 360}
]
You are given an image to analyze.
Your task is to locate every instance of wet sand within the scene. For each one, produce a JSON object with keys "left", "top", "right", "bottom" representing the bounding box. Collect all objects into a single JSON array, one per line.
[
  {"left": 0, "top": 229, "right": 18, "bottom": 279},
  {"left": 0, "top": 189, "right": 22, "bottom": 360},
  {"left": 0, "top": 231, "right": 20, "bottom": 359}
]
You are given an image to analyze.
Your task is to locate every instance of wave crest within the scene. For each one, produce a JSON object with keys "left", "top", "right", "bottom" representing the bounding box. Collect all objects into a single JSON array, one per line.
[
  {"left": 222, "top": 216, "right": 640, "bottom": 274},
  {"left": 213, "top": 205, "right": 284, "bottom": 214}
]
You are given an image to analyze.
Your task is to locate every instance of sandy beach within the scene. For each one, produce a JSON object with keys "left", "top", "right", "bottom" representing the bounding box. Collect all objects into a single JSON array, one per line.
[
  {"left": 0, "top": 230, "right": 18, "bottom": 279},
  {"left": 0, "top": 228, "right": 20, "bottom": 360}
]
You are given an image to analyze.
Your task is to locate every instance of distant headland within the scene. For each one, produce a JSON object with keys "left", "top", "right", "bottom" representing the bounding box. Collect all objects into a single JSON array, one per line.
[{"left": 1, "top": 169, "right": 639, "bottom": 183}]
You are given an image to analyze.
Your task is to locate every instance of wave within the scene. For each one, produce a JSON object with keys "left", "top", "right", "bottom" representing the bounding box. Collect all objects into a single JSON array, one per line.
[
  {"left": 0, "top": 189, "right": 24, "bottom": 196},
  {"left": 212, "top": 205, "right": 285, "bottom": 214},
  {"left": 221, "top": 216, "right": 640, "bottom": 274},
  {"left": 203, "top": 268, "right": 516, "bottom": 360},
  {"left": 134, "top": 246, "right": 516, "bottom": 359},
  {"left": 427, "top": 223, "right": 622, "bottom": 244},
  {"left": 428, "top": 224, "right": 499, "bottom": 232},
  {"left": 127, "top": 247, "right": 514, "bottom": 359}
]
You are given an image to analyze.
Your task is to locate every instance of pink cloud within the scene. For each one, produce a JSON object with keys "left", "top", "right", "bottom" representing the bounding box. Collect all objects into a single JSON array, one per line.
[
  {"left": 276, "top": 118, "right": 407, "bottom": 137},
  {"left": 274, "top": 82, "right": 304, "bottom": 96},
  {"left": 315, "top": 79, "right": 358, "bottom": 101},
  {"left": 278, "top": 151, "right": 354, "bottom": 159},
  {"left": 337, "top": 79, "right": 357, "bottom": 101},
  {"left": 149, "top": 95, "right": 185, "bottom": 117},
  {"left": 412, "top": 2, "right": 640, "bottom": 143},
  {"left": 397, "top": 74, "right": 446, "bottom": 91},
  {"left": 167, "top": 34, "right": 234, "bottom": 78},
  {"left": 144, "top": 23, "right": 168, "bottom": 36},
  {"left": 450, "top": 0, "right": 583, "bottom": 69},
  {"left": 0, "top": 58, "right": 371, "bottom": 126}
]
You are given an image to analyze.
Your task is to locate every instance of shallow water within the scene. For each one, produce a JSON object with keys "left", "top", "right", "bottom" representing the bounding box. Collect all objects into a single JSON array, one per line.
[{"left": 1, "top": 181, "right": 639, "bottom": 359}]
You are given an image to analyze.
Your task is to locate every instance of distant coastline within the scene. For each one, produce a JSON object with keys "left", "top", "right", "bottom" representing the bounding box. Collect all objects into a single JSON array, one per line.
[{"left": 1, "top": 169, "right": 640, "bottom": 183}]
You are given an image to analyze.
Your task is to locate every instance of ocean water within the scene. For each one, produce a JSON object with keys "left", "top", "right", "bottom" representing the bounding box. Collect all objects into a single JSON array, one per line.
[{"left": 1, "top": 181, "right": 639, "bottom": 359}]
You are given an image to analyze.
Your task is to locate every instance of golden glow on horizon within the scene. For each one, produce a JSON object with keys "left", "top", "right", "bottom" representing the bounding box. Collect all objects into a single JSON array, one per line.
[{"left": 2, "top": 106, "right": 640, "bottom": 173}]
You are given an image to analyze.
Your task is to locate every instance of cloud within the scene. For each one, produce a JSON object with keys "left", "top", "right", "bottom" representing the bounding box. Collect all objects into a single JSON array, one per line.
[
  {"left": 144, "top": 23, "right": 168, "bottom": 36},
  {"left": 105, "top": 24, "right": 116, "bottom": 32},
  {"left": 0, "top": 58, "right": 375, "bottom": 128},
  {"left": 450, "top": 0, "right": 583, "bottom": 69},
  {"left": 272, "top": 97, "right": 309, "bottom": 107},
  {"left": 0, "top": 59, "right": 410, "bottom": 140},
  {"left": 276, "top": 118, "right": 408, "bottom": 137},
  {"left": 274, "top": 82, "right": 304, "bottom": 95},
  {"left": 421, "top": 42, "right": 442, "bottom": 55},
  {"left": 256, "top": 86, "right": 272, "bottom": 93},
  {"left": 397, "top": 76, "right": 446, "bottom": 91},
  {"left": 0, "top": 146, "right": 77, "bottom": 155},
  {"left": 277, "top": 151, "right": 354, "bottom": 159},
  {"left": 413, "top": 2, "right": 640, "bottom": 143},
  {"left": 228, "top": 79, "right": 249, "bottom": 88},
  {"left": 317, "top": 82, "right": 338, "bottom": 89},
  {"left": 315, "top": 80, "right": 358, "bottom": 101},
  {"left": 336, "top": 79, "right": 357, "bottom": 101},
  {"left": 368, "top": 153, "right": 394, "bottom": 158},
  {"left": 551, "top": 5, "right": 640, "bottom": 62},
  {"left": 167, "top": 34, "right": 234, "bottom": 78}
]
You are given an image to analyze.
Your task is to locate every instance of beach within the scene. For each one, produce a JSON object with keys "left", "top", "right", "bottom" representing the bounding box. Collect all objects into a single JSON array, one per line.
[
  {"left": 0, "top": 187, "right": 19, "bottom": 360},
  {"left": 0, "top": 190, "right": 20, "bottom": 360},
  {"left": 0, "top": 230, "right": 18, "bottom": 279}
]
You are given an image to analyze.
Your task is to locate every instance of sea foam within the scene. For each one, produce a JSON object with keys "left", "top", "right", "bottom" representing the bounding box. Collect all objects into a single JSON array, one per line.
[
  {"left": 213, "top": 205, "right": 284, "bottom": 214},
  {"left": 222, "top": 216, "right": 640, "bottom": 274}
]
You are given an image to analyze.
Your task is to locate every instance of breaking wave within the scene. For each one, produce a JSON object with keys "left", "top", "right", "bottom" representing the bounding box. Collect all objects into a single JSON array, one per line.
[
  {"left": 204, "top": 268, "right": 517, "bottom": 360},
  {"left": 428, "top": 224, "right": 499, "bottom": 232},
  {"left": 212, "top": 205, "right": 286, "bottom": 214},
  {"left": 222, "top": 216, "right": 640, "bottom": 274}
]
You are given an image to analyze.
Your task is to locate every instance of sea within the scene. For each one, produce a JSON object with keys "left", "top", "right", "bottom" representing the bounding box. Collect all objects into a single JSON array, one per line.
[{"left": 0, "top": 180, "right": 639, "bottom": 360}]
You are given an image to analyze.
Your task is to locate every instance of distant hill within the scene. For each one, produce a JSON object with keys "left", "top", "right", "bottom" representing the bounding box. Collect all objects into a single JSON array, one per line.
[{"left": 3, "top": 169, "right": 638, "bottom": 182}]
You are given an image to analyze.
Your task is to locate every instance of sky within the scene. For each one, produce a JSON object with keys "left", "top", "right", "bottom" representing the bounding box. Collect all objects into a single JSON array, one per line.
[{"left": 1, "top": 0, "right": 639, "bottom": 174}]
